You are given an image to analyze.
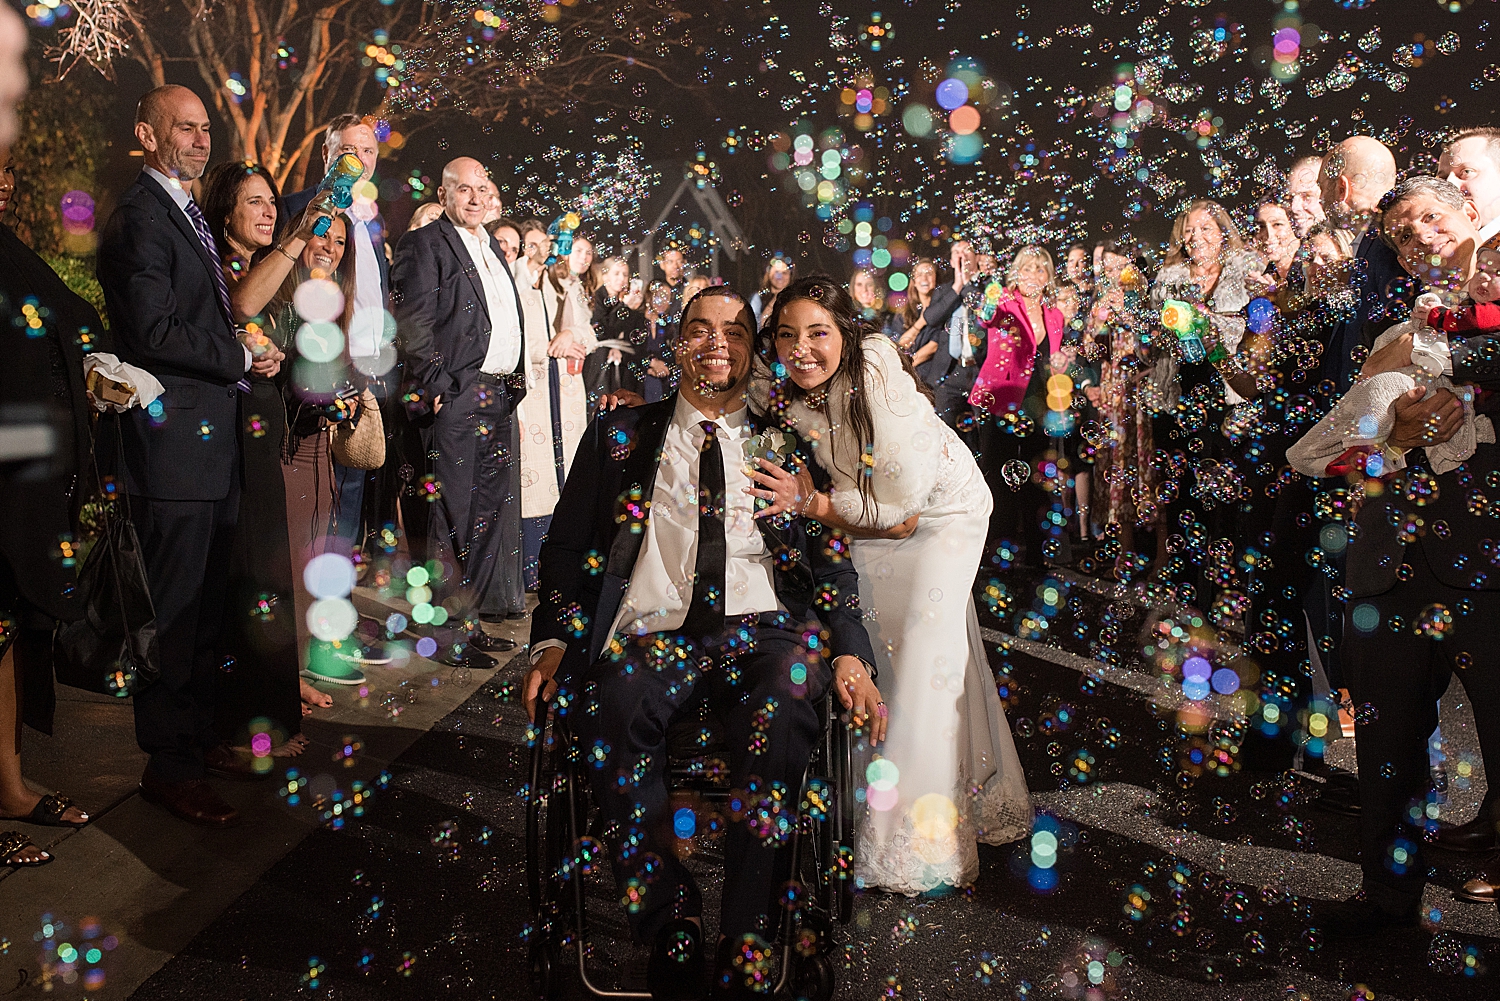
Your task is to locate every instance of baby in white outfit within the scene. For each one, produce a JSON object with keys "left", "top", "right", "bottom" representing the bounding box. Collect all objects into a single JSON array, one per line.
[{"left": 1288, "top": 258, "right": 1500, "bottom": 478}]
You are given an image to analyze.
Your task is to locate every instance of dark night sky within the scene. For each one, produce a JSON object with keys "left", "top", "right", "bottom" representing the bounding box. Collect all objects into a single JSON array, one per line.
[{"left": 69, "top": 0, "right": 1500, "bottom": 285}]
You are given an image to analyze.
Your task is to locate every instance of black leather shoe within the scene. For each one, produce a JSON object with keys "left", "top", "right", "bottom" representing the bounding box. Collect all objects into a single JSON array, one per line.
[
  {"left": 1320, "top": 896, "right": 1419, "bottom": 939},
  {"left": 1435, "top": 814, "right": 1500, "bottom": 853},
  {"left": 647, "top": 919, "right": 704, "bottom": 1001},
  {"left": 440, "top": 650, "right": 496, "bottom": 669},
  {"left": 1457, "top": 877, "right": 1497, "bottom": 903},
  {"left": 1313, "top": 772, "right": 1361, "bottom": 816},
  {"left": 470, "top": 632, "right": 517, "bottom": 653}
]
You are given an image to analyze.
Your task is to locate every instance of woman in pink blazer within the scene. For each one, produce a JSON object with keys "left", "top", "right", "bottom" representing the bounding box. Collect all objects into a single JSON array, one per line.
[{"left": 969, "top": 247, "right": 1066, "bottom": 567}]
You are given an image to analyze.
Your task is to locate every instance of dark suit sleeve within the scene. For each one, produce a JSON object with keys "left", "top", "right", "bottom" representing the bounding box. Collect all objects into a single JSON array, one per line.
[
  {"left": 807, "top": 535, "right": 877, "bottom": 673},
  {"left": 391, "top": 228, "right": 456, "bottom": 409},
  {"left": 922, "top": 285, "right": 961, "bottom": 330},
  {"left": 1450, "top": 332, "right": 1500, "bottom": 389},
  {"left": 96, "top": 201, "right": 246, "bottom": 383},
  {"left": 531, "top": 414, "right": 607, "bottom": 650},
  {"left": 797, "top": 445, "right": 878, "bottom": 673}
]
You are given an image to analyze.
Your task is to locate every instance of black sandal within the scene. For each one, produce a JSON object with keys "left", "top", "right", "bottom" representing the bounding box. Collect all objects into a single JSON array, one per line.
[
  {"left": 1, "top": 830, "right": 52, "bottom": 867},
  {"left": 0, "top": 792, "right": 89, "bottom": 828}
]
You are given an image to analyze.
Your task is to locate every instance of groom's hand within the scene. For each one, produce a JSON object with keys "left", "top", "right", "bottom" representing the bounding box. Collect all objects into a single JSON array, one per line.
[
  {"left": 523, "top": 647, "right": 563, "bottom": 720},
  {"left": 833, "top": 655, "right": 886, "bottom": 744}
]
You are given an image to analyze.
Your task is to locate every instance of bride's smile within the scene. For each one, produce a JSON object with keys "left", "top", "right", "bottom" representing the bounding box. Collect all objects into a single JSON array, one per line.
[{"left": 774, "top": 298, "right": 845, "bottom": 390}]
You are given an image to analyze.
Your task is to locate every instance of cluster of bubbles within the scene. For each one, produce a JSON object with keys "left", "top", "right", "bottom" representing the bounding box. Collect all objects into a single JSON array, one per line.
[{"left": 29, "top": 913, "right": 114, "bottom": 992}]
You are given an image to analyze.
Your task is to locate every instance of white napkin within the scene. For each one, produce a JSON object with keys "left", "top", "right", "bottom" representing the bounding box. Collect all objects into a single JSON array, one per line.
[{"left": 82, "top": 353, "right": 165, "bottom": 412}]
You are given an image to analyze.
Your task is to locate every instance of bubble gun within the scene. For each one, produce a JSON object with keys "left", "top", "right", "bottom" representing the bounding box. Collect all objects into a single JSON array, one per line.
[
  {"left": 1160, "top": 298, "right": 1208, "bottom": 364},
  {"left": 309, "top": 152, "right": 365, "bottom": 236}
]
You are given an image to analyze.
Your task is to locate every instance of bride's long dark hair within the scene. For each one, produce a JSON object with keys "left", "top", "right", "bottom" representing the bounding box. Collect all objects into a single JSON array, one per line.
[{"left": 758, "top": 274, "right": 931, "bottom": 523}]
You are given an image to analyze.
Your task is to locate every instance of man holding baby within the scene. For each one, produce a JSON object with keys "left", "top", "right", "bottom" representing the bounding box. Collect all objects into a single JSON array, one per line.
[{"left": 1322, "top": 174, "right": 1500, "bottom": 936}]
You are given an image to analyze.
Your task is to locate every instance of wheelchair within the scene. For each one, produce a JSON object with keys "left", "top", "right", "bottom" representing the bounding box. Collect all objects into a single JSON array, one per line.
[{"left": 524, "top": 684, "right": 860, "bottom": 1000}]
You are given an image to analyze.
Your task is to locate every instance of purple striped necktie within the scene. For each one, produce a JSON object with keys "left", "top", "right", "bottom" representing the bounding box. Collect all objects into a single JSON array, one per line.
[{"left": 181, "top": 196, "right": 250, "bottom": 391}]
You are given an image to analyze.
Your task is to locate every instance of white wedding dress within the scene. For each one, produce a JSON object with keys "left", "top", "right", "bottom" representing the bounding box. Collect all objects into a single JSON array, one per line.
[{"left": 756, "top": 336, "right": 1033, "bottom": 894}]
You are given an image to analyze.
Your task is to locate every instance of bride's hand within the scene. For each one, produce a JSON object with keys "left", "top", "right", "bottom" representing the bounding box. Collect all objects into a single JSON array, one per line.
[
  {"left": 870, "top": 514, "right": 919, "bottom": 540},
  {"left": 748, "top": 456, "right": 818, "bottom": 519},
  {"left": 833, "top": 655, "right": 886, "bottom": 744}
]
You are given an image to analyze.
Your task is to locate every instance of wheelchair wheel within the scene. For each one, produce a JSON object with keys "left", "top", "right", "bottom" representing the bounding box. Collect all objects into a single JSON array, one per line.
[
  {"left": 528, "top": 940, "right": 561, "bottom": 1000},
  {"left": 788, "top": 952, "right": 837, "bottom": 1001}
]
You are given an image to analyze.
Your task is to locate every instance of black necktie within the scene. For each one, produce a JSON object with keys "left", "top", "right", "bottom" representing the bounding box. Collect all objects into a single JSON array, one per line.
[{"left": 681, "top": 419, "right": 726, "bottom": 641}]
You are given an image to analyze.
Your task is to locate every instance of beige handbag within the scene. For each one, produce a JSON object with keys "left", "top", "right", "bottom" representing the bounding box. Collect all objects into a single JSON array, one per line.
[{"left": 328, "top": 388, "right": 385, "bottom": 470}]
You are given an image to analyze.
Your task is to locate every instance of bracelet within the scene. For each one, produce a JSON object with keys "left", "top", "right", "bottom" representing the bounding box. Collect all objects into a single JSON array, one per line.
[{"left": 275, "top": 245, "right": 297, "bottom": 264}]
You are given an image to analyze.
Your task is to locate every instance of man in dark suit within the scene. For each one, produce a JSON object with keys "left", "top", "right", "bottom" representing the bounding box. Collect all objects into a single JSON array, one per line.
[
  {"left": 1317, "top": 136, "right": 1405, "bottom": 393},
  {"left": 392, "top": 157, "right": 524, "bottom": 668},
  {"left": 282, "top": 114, "right": 395, "bottom": 574},
  {"left": 523, "top": 286, "right": 881, "bottom": 998},
  {"left": 1324, "top": 176, "right": 1500, "bottom": 936},
  {"left": 919, "top": 239, "right": 985, "bottom": 435},
  {"left": 97, "top": 85, "right": 283, "bottom": 826}
]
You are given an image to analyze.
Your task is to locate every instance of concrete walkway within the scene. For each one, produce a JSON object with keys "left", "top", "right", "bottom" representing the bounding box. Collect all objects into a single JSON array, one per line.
[{"left": 0, "top": 588, "right": 531, "bottom": 1000}]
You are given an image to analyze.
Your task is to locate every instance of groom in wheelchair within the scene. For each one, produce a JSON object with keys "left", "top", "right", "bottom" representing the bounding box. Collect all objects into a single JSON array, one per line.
[{"left": 524, "top": 285, "right": 884, "bottom": 1000}]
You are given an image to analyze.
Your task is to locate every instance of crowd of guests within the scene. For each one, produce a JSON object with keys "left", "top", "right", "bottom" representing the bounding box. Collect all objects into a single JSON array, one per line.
[
  {"left": 829, "top": 130, "right": 1500, "bottom": 938},
  {"left": 0, "top": 73, "right": 1496, "bottom": 983},
  {"left": 0, "top": 84, "right": 736, "bottom": 857}
]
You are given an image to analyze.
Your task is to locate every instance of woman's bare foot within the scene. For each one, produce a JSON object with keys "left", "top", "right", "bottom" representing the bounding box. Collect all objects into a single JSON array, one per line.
[
  {"left": 301, "top": 679, "right": 333, "bottom": 714},
  {"left": 0, "top": 791, "right": 88, "bottom": 825}
]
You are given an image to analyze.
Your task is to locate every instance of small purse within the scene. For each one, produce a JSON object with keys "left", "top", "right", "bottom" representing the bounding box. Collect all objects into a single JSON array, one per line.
[{"left": 329, "top": 388, "right": 385, "bottom": 470}]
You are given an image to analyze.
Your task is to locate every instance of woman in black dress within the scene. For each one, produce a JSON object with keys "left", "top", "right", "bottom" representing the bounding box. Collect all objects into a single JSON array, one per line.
[
  {"left": 227, "top": 202, "right": 365, "bottom": 694},
  {"left": 201, "top": 162, "right": 312, "bottom": 770},
  {"left": 0, "top": 148, "right": 95, "bottom": 862},
  {"left": 585, "top": 255, "right": 648, "bottom": 407}
]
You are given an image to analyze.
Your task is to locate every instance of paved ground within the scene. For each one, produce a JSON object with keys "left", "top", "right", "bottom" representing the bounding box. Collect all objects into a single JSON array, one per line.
[
  {"left": 4, "top": 568, "right": 1498, "bottom": 1000},
  {"left": 0, "top": 588, "right": 531, "bottom": 1000}
]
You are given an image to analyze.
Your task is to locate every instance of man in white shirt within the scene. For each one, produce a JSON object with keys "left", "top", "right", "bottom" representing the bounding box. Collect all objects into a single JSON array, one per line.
[
  {"left": 921, "top": 239, "right": 983, "bottom": 435},
  {"left": 522, "top": 287, "right": 883, "bottom": 998},
  {"left": 392, "top": 157, "right": 526, "bottom": 667},
  {"left": 283, "top": 115, "right": 394, "bottom": 553}
]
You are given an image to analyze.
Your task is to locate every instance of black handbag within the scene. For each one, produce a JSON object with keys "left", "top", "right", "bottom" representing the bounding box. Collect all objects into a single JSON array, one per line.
[{"left": 52, "top": 420, "right": 160, "bottom": 697}]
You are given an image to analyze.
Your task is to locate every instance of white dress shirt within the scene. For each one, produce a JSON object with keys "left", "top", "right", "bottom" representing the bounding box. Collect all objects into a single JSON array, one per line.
[
  {"left": 530, "top": 396, "right": 783, "bottom": 663},
  {"left": 946, "top": 302, "right": 973, "bottom": 364},
  {"left": 1480, "top": 213, "right": 1500, "bottom": 249},
  {"left": 347, "top": 209, "right": 386, "bottom": 359},
  {"left": 454, "top": 224, "right": 522, "bottom": 375},
  {"left": 608, "top": 396, "right": 783, "bottom": 638}
]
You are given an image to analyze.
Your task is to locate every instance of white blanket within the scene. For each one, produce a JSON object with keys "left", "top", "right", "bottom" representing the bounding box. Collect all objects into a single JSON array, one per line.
[{"left": 1287, "top": 306, "right": 1493, "bottom": 477}]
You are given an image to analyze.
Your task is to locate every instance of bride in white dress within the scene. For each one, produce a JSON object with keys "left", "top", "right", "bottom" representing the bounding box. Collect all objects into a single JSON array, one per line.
[{"left": 748, "top": 275, "right": 1033, "bottom": 895}]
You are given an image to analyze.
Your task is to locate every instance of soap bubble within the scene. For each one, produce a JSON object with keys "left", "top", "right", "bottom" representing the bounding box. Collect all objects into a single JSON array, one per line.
[
  {"left": 307, "top": 598, "right": 358, "bottom": 641},
  {"left": 304, "top": 552, "right": 356, "bottom": 599},
  {"left": 294, "top": 277, "right": 346, "bottom": 323}
]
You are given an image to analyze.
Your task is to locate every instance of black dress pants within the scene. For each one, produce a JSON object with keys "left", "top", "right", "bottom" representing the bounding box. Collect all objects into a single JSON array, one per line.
[
  {"left": 976, "top": 421, "right": 1050, "bottom": 566},
  {"left": 423, "top": 376, "right": 524, "bottom": 649},
  {"left": 932, "top": 365, "right": 976, "bottom": 430},
  {"left": 1342, "top": 547, "right": 1500, "bottom": 913},
  {"left": 575, "top": 613, "right": 832, "bottom": 944},
  {"left": 129, "top": 490, "right": 238, "bottom": 781}
]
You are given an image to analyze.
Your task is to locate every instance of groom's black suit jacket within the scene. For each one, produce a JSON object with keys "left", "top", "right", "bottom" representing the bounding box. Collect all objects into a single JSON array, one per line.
[{"left": 531, "top": 394, "right": 877, "bottom": 688}]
